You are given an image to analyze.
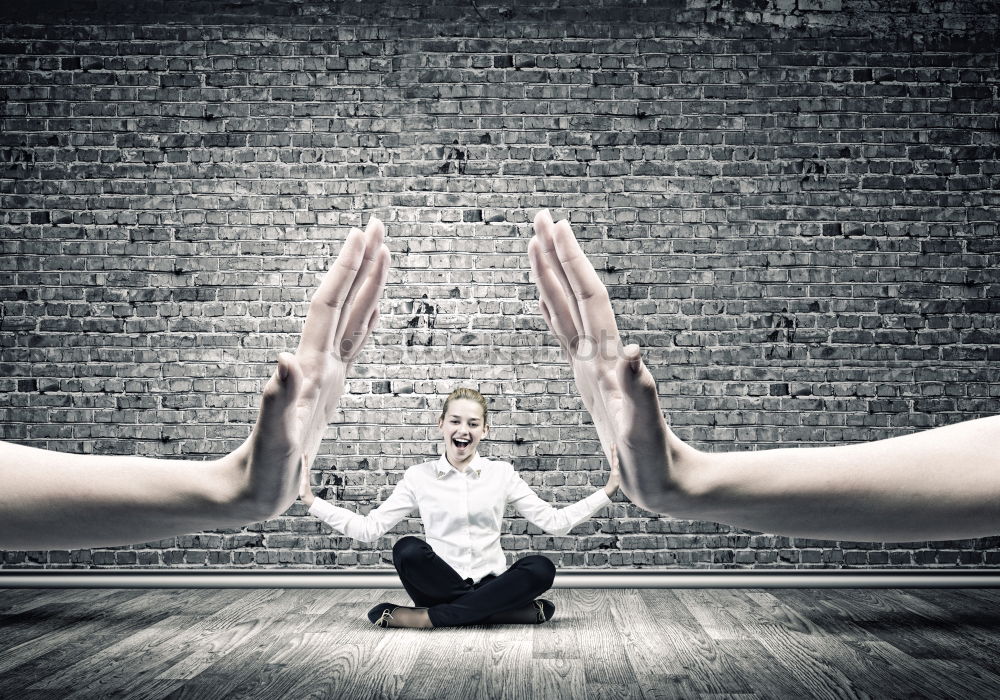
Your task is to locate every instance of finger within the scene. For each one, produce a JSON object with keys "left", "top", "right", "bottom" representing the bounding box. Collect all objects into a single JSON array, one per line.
[
  {"left": 326, "top": 226, "right": 369, "bottom": 352},
  {"left": 336, "top": 215, "right": 386, "bottom": 324},
  {"left": 538, "top": 297, "right": 552, "bottom": 328},
  {"left": 298, "top": 227, "right": 368, "bottom": 354},
  {"left": 359, "top": 307, "right": 381, "bottom": 357},
  {"left": 530, "top": 236, "right": 581, "bottom": 352},
  {"left": 336, "top": 243, "right": 390, "bottom": 361},
  {"left": 537, "top": 299, "right": 566, "bottom": 353},
  {"left": 362, "top": 307, "right": 381, "bottom": 345},
  {"left": 333, "top": 217, "right": 385, "bottom": 354},
  {"left": 365, "top": 213, "right": 385, "bottom": 245},
  {"left": 550, "top": 218, "right": 622, "bottom": 352},
  {"left": 343, "top": 302, "right": 382, "bottom": 365},
  {"left": 532, "top": 210, "right": 586, "bottom": 341}
]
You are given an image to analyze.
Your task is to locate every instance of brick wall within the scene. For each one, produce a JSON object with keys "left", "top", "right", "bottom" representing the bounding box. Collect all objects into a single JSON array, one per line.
[{"left": 1, "top": 0, "right": 998, "bottom": 569}]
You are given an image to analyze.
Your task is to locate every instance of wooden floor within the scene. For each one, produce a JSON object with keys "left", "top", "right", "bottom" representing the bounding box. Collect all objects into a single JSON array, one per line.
[{"left": 2, "top": 587, "right": 1000, "bottom": 699}]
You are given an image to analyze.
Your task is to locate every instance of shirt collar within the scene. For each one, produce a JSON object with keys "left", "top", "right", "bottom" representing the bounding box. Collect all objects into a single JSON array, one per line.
[{"left": 436, "top": 453, "right": 485, "bottom": 479}]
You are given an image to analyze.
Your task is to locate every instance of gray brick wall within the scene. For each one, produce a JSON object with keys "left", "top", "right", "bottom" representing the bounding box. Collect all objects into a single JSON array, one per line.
[{"left": 1, "top": 0, "right": 998, "bottom": 569}]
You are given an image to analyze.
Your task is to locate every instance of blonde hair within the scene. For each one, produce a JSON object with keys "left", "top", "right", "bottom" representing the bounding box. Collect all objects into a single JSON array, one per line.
[{"left": 440, "top": 387, "right": 488, "bottom": 424}]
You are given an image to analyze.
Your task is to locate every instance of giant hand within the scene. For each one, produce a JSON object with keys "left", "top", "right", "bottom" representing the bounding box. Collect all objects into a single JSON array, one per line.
[
  {"left": 0, "top": 217, "right": 391, "bottom": 549},
  {"left": 223, "top": 216, "right": 390, "bottom": 520},
  {"left": 528, "top": 210, "right": 700, "bottom": 515}
]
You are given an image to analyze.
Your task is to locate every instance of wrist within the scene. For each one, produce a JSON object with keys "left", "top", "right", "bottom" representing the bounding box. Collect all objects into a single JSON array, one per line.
[
  {"left": 616, "top": 433, "right": 716, "bottom": 519},
  {"left": 200, "top": 453, "right": 262, "bottom": 523},
  {"left": 215, "top": 442, "right": 291, "bottom": 523},
  {"left": 658, "top": 440, "right": 717, "bottom": 518}
]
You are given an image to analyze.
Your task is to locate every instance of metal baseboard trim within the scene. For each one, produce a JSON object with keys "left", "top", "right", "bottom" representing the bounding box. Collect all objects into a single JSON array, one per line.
[{"left": 2, "top": 569, "right": 1000, "bottom": 589}]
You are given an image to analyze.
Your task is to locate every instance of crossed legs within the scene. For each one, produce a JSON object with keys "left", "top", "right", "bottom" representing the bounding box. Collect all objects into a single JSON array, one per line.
[{"left": 378, "top": 535, "right": 556, "bottom": 628}]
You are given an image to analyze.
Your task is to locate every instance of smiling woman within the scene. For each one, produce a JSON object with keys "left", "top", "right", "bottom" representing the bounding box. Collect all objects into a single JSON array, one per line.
[
  {"left": 299, "top": 387, "right": 621, "bottom": 629},
  {"left": 439, "top": 387, "right": 489, "bottom": 466}
]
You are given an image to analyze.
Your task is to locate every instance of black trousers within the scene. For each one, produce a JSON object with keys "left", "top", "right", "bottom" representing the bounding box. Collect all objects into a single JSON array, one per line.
[{"left": 391, "top": 536, "right": 556, "bottom": 628}]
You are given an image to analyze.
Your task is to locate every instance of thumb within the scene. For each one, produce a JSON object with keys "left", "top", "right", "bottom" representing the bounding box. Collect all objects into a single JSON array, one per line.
[
  {"left": 616, "top": 343, "right": 663, "bottom": 441},
  {"left": 258, "top": 352, "right": 303, "bottom": 448},
  {"left": 276, "top": 352, "right": 303, "bottom": 410}
]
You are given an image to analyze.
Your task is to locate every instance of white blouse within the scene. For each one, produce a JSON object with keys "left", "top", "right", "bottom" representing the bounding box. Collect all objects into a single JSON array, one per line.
[{"left": 308, "top": 452, "right": 612, "bottom": 582}]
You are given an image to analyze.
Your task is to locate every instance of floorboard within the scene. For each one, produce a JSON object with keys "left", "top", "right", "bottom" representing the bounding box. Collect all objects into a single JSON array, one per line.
[{"left": 1, "top": 587, "right": 999, "bottom": 699}]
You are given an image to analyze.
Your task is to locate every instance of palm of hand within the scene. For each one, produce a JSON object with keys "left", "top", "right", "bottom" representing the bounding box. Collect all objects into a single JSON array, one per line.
[
  {"left": 569, "top": 343, "right": 671, "bottom": 501},
  {"left": 530, "top": 211, "right": 678, "bottom": 514},
  {"left": 567, "top": 343, "right": 625, "bottom": 459},
  {"left": 289, "top": 218, "right": 390, "bottom": 497},
  {"left": 237, "top": 218, "right": 389, "bottom": 516},
  {"left": 295, "top": 350, "right": 348, "bottom": 469}
]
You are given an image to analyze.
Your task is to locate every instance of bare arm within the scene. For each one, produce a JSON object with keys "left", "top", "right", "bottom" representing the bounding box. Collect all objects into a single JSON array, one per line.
[
  {"left": 507, "top": 472, "right": 613, "bottom": 537},
  {"left": 0, "top": 437, "right": 280, "bottom": 550},
  {"left": 0, "top": 217, "right": 390, "bottom": 550},
  {"left": 306, "top": 479, "right": 418, "bottom": 544},
  {"left": 528, "top": 210, "right": 1000, "bottom": 542},
  {"left": 691, "top": 416, "right": 1000, "bottom": 541}
]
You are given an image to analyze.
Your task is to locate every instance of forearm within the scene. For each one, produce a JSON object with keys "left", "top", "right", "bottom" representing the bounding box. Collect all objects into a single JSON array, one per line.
[
  {"left": 307, "top": 496, "right": 394, "bottom": 543},
  {"left": 0, "top": 441, "right": 265, "bottom": 550},
  {"left": 525, "top": 489, "right": 612, "bottom": 536},
  {"left": 681, "top": 416, "right": 1000, "bottom": 542}
]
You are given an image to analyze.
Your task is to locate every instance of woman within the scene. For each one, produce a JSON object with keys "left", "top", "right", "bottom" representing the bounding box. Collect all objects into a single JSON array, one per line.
[{"left": 299, "top": 387, "right": 620, "bottom": 629}]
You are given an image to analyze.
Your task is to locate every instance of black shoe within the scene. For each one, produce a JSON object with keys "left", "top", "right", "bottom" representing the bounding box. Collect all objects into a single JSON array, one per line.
[
  {"left": 534, "top": 599, "right": 555, "bottom": 623},
  {"left": 367, "top": 602, "right": 397, "bottom": 628}
]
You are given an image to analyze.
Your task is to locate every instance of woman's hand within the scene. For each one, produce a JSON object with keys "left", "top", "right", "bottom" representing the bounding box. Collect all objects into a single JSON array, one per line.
[
  {"left": 528, "top": 210, "right": 701, "bottom": 516},
  {"left": 219, "top": 217, "right": 390, "bottom": 521},
  {"left": 298, "top": 454, "right": 316, "bottom": 508},
  {"left": 603, "top": 444, "right": 621, "bottom": 497}
]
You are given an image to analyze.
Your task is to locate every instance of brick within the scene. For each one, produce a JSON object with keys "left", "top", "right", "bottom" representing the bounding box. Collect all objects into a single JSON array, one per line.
[{"left": 1, "top": 0, "right": 999, "bottom": 574}]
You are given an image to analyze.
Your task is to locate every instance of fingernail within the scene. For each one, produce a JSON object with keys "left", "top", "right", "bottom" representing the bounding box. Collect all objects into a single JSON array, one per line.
[{"left": 277, "top": 360, "right": 288, "bottom": 381}]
